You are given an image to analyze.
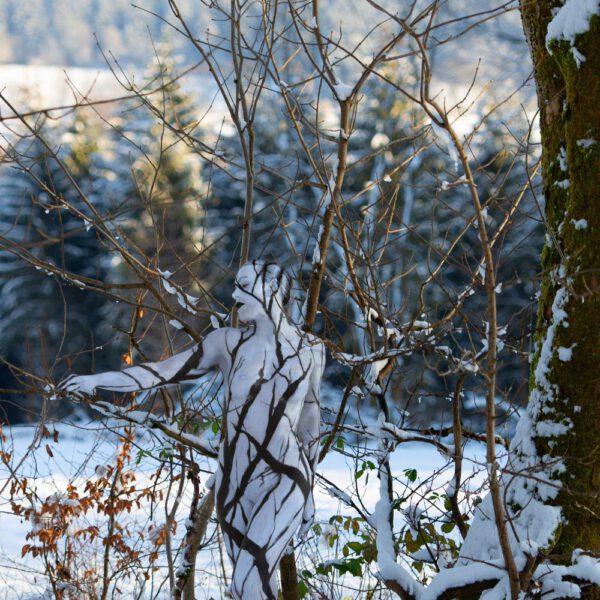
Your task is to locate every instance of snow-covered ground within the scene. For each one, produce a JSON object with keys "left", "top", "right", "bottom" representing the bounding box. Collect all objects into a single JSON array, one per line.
[
  {"left": 0, "top": 420, "right": 489, "bottom": 599},
  {"left": 0, "top": 64, "right": 227, "bottom": 134},
  {"left": 0, "top": 64, "right": 123, "bottom": 110}
]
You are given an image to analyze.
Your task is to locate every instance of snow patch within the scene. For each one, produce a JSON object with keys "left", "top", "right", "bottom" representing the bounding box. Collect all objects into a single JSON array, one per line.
[
  {"left": 546, "top": 0, "right": 599, "bottom": 66},
  {"left": 333, "top": 81, "right": 354, "bottom": 100},
  {"left": 430, "top": 120, "right": 458, "bottom": 172},
  {"left": 370, "top": 132, "right": 390, "bottom": 149},
  {"left": 557, "top": 147, "right": 567, "bottom": 172},
  {"left": 557, "top": 344, "right": 575, "bottom": 361},
  {"left": 572, "top": 218, "right": 588, "bottom": 230},
  {"left": 372, "top": 464, "right": 422, "bottom": 597},
  {"left": 577, "top": 138, "right": 596, "bottom": 150},
  {"left": 554, "top": 179, "right": 570, "bottom": 190}
]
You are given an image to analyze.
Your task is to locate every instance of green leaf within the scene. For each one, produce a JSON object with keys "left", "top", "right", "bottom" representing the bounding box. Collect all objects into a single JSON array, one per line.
[
  {"left": 391, "top": 496, "right": 407, "bottom": 510},
  {"left": 135, "top": 449, "right": 150, "bottom": 464},
  {"left": 404, "top": 468, "right": 418, "bottom": 482},
  {"left": 346, "top": 541, "right": 365, "bottom": 554},
  {"left": 404, "top": 530, "right": 422, "bottom": 553},
  {"left": 298, "top": 581, "right": 309, "bottom": 598},
  {"left": 362, "top": 541, "right": 377, "bottom": 563},
  {"left": 441, "top": 522, "right": 456, "bottom": 534},
  {"left": 331, "top": 558, "right": 363, "bottom": 577},
  {"left": 211, "top": 420, "right": 220, "bottom": 434},
  {"left": 356, "top": 460, "right": 375, "bottom": 480},
  {"left": 158, "top": 448, "right": 174, "bottom": 460}
]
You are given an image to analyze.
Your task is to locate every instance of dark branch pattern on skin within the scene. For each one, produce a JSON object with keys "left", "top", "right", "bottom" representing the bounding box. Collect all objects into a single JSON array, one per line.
[{"left": 58, "top": 261, "right": 324, "bottom": 600}]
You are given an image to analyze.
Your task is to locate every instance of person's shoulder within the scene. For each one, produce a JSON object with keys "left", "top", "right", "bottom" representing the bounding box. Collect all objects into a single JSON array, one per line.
[
  {"left": 200, "top": 327, "right": 244, "bottom": 367},
  {"left": 205, "top": 326, "right": 247, "bottom": 347},
  {"left": 200, "top": 327, "right": 239, "bottom": 350}
]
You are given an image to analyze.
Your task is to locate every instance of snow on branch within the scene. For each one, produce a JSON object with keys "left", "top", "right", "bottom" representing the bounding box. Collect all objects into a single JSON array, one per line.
[
  {"left": 159, "top": 269, "right": 201, "bottom": 315},
  {"left": 333, "top": 346, "right": 405, "bottom": 368},
  {"left": 367, "top": 451, "right": 519, "bottom": 600},
  {"left": 532, "top": 551, "right": 600, "bottom": 598},
  {"left": 371, "top": 459, "right": 422, "bottom": 600},
  {"left": 344, "top": 414, "right": 454, "bottom": 456}
]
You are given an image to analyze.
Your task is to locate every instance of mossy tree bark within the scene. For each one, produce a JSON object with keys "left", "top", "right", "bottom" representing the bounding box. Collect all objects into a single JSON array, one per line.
[{"left": 520, "top": 1, "right": 600, "bottom": 592}]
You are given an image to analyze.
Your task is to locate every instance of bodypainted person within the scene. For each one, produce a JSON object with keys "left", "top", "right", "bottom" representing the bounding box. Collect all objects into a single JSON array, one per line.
[{"left": 60, "top": 261, "right": 325, "bottom": 599}]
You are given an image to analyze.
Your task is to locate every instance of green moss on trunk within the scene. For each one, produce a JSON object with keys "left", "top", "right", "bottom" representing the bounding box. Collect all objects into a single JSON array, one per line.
[{"left": 520, "top": 0, "right": 600, "bottom": 590}]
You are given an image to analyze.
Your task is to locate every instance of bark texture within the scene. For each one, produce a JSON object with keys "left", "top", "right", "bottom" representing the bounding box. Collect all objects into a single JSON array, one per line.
[{"left": 520, "top": 0, "right": 600, "bottom": 590}]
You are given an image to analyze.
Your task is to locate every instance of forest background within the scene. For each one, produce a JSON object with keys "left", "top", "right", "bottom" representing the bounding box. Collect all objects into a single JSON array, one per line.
[{"left": 0, "top": 1, "right": 598, "bottom": 599}]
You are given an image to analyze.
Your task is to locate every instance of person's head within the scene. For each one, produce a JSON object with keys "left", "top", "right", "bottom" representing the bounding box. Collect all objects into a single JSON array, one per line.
[{"left": 232, "top": 261, "right": 292, "bottom": 323}]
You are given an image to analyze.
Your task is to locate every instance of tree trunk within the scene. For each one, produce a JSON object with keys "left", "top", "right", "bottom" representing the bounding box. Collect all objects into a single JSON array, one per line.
[
  {"left": 520, "top": 1, "right": 600, "bottom": 591},
  {"left": 279, "top": 551, "right": 300, "bottom": 600}
]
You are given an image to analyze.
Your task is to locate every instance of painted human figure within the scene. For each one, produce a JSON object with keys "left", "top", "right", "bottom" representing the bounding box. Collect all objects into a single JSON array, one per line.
[{"left": 59, "top": 261, "right": 325, "bottom": 599}]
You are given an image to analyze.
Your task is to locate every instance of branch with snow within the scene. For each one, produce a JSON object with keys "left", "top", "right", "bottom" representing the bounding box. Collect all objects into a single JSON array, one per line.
[
  {"left": 371, "top": 459, "right": 422, "bottom": 600},
  {"left": 159, "top": 269, "right": 202, "bottom": 315},
  {"left": 344, "top": 415, "right": 454, "bottom": 457}
]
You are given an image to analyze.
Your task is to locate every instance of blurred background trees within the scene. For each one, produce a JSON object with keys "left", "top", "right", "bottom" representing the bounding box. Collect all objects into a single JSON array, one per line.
[
  {"left": 1, "top": 1, "right": 598, "bottom": 598},
  {"left": 0, "top": 4, "right": 543, "bottom": 430}
]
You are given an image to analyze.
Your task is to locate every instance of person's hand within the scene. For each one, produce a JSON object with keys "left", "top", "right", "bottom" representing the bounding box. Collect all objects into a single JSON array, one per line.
[{"left": 57, "top": 374, "right": 97, "bottom": 402}]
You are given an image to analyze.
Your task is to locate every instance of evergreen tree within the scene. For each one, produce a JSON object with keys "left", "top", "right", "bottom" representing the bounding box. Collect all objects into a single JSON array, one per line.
[
  {"left": 89, "top": 45, "right": 211, "bottom": 360},
  {"left": 204, "top": 83, "right": 317, "bottom": 305},
  {"left": 0, "top": 117, "right": 115, "bottom": 420}
]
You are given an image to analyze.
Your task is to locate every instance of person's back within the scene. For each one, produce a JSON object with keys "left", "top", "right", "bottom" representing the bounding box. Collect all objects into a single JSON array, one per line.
[
  {"left": 59, "top": 260, "right": 324, "bottom": 600},
  {"left": 222, "top": 326, "right": 313, "bottom": 455}
]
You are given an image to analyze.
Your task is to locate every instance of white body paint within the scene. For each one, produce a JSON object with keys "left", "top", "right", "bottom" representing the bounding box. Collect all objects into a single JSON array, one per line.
[{"left": 59, "top": 262, "right": 325, "bottom": 600}]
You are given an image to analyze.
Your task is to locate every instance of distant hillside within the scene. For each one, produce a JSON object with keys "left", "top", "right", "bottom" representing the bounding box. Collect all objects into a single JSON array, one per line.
[
  {"left": 1, "top": 1, "right": 528, "bottom": 69},
  {"left": 1, "top": 0, "right": 532, "bottom": 108},
  {"left": 1, "top": 0, "right": 359, "bottom": 69},
  {"left": 0, "top": 0, "right": 213, "bottom": 68}
]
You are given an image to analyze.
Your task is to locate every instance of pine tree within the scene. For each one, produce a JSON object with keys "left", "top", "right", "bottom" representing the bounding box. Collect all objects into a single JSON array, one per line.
[
  {"left": 0, "top": 116, "right": 115, "bottom": 420},
  {"left": 90, "top": 44, "right": 211, "bottom": 360}
]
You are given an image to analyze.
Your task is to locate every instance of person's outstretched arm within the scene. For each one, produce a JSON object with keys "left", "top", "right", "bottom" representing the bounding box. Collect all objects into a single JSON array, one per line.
[{"left": 59, "top": 329, "right": 228, "bottom": 399}]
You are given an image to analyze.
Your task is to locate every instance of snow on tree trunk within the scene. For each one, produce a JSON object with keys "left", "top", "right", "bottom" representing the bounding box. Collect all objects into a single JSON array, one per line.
[
  {"left": 438, "top": 5, "right": 600, "bottom": 598},
  {"left": 520, "top": 0, "right": 600, "bottom": 589}
]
